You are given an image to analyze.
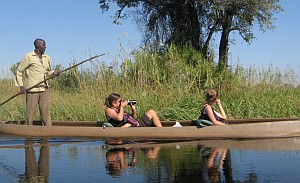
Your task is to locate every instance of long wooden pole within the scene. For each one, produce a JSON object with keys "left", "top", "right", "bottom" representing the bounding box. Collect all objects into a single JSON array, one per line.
[{"left": 0, "top": 54, "right": 105, "bottom": 106}]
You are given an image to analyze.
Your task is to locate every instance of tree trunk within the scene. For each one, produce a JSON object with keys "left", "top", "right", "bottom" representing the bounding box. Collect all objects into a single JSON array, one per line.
[
  {"left": 169, "top": 1, "right": 201, "bottom": 51},
  {"left": 187, "top": 1, "right": 201, "bottom": 51},
  {"left": 218, "top": 15, "right": 233, "bottom": 67},
  {"left": 203, "top": 23, "right": 218, "bottom": 60}
]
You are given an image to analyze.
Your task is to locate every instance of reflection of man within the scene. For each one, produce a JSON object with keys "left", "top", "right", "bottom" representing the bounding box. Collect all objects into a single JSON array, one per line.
[{"left": 24, "top": 138, "right": 50, "bottom": 182}]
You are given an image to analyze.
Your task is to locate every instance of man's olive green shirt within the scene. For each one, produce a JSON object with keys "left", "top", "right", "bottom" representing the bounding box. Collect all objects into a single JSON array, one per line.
[{"left": 15, "top": 51, "right": 54, "bottom": 92}]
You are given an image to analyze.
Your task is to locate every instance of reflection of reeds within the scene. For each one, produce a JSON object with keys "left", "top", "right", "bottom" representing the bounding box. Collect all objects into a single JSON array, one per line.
[{"left": 1, "top": 46, "right": 299, "bottom": 121}]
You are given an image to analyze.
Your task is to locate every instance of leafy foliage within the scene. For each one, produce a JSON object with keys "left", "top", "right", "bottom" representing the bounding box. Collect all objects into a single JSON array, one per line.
[{"left": 98, "top": 0, "right": 283, "bottom": 66}]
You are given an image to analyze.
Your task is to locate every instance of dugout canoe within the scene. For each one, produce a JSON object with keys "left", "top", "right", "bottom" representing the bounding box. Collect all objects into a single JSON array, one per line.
[{"left": 1, "top": 118, "right": 300, "bottom": 140}]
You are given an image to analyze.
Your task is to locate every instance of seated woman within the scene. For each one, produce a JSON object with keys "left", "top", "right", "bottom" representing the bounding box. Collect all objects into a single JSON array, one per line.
[
  {"left": 198, "top": 89, "right": 227, "bottom": 126},
  {"left": 105, "top": 93, "right": 162, "bottom": 127}
]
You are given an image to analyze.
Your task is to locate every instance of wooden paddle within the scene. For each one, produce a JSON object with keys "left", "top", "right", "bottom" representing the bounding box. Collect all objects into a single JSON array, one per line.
[{"left": 0, "top": 54, "right": 105, "bottom": 106}]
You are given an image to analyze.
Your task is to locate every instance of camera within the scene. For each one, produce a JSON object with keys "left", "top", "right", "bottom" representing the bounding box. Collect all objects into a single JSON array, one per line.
[{"left": 127, "top": 100, "right": 137, "bottom": 105}]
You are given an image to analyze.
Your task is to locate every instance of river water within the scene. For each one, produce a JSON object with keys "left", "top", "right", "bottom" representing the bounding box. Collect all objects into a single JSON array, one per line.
[{"left": 0, "top": 134, "right": 299, "bottom": 183}]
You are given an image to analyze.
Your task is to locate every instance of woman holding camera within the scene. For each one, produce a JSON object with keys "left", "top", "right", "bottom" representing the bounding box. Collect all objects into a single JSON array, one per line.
[
  {"left": 198, "top": 89, "right": 227, "bottom": 125},
  {"left": 104, "top": 93, "right": 163, "bottom": 127}
]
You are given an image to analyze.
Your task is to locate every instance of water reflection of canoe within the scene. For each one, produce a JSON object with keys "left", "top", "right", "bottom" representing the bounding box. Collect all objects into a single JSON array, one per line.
[
  {"left": 196, "top": 138, "right": 300, "bottom": 151},
  {"left": 107, "top": 138, "right": 300, "bottom": 151},
  {"left": 1, "top": 118, "right": 300, "bottom": 140}
]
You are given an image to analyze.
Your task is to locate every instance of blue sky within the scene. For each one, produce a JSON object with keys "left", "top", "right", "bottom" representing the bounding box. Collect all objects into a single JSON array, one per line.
[
  {"left": 0, "top": 0, "right": 299, "bottom": 82},
  {"left": 229, "top": 1, "right": 300, "bottom": 70}
]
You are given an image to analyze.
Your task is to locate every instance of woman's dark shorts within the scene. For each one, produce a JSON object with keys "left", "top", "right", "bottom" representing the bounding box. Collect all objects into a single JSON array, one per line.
[{"left": 138, "top": 114, "right": 154, "bottom": 127}]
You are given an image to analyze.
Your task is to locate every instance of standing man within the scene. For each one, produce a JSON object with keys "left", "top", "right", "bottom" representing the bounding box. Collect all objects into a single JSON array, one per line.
[{"left": 15, "top": 38, "right": 59, "bottom": 126}]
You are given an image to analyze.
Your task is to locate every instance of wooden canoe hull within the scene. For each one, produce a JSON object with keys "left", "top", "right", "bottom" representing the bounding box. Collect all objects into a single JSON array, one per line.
[
  {"left": 1, "top": 120, "right": 300, "bottom": 140},
  {"left": 4, "top": 117, "right": 300, "bottom": 127}
]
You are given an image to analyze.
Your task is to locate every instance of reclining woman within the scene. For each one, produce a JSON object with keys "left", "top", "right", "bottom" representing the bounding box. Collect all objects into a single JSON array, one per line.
[
  {"left": 198, "top": 89, "right": 227, "bottom": 126},
  {"left": 104, "top": 93, "right": 163, "bottom": 127}
]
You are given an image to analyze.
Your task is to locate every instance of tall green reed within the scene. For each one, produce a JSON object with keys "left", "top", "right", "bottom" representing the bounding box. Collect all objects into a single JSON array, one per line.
[{"left": 1, "top": 45, "right": 299, "bottom": 121}]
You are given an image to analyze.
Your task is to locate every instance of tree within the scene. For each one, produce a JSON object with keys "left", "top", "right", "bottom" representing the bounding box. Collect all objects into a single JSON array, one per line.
[
  {"left": 99, "top": 0, "right": 282, "bottom": 67},
  {"left": 99, "top": 0, "right": 206, "bottom": 52},
  {"left": 10, "top": 61, "right": 20, "bottom": 76},
  {"left": 205, "top": 0, "right": 283, "bottom": 67}
]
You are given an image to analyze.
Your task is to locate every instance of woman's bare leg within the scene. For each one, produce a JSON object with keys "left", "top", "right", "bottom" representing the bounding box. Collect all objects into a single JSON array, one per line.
[{"left": 145, "top": 109, "right": 162, "bottom": 127}]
